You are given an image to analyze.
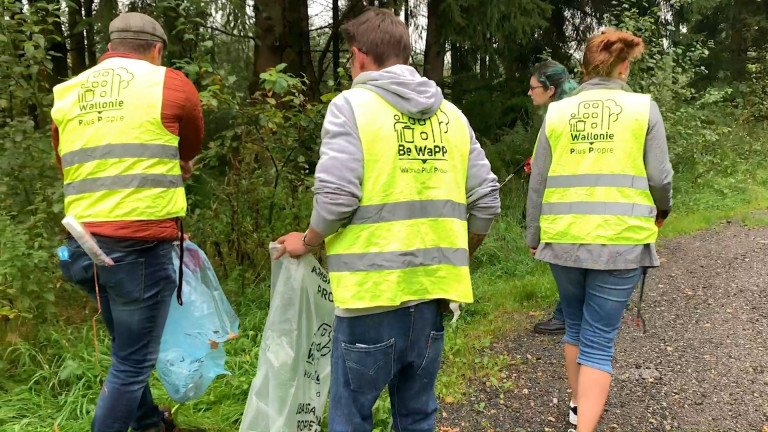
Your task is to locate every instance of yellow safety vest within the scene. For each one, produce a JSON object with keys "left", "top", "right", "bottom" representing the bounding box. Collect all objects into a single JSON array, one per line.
[
  {"left": 51, "top": 57, "right": 186, "bottom": 222},
  {"left": 541, "top": 89, "right": 657, "bottom": 244},
  {"left": 325, "top": 88, "right": 473, "bottom": 309}
]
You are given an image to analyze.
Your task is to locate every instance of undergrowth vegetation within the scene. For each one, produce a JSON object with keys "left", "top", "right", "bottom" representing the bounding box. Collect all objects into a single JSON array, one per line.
[{"left": 2, "top": 2, "right": 768, "bottom": 431}]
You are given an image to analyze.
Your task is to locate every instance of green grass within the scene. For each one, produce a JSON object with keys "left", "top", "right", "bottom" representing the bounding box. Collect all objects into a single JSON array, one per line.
[
  {"left": 3, "top": 142, "right": 768, "bottom": 431},
  {"left": 0, "top": 284, "right": 271, "bottom": 432}
]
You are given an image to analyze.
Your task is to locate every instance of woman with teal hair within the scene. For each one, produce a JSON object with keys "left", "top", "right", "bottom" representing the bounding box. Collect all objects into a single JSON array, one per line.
[
  {"left": 528, "top": 59, "right": 580, "bottom": 106},
  {"left": 527, "top": 59, "right": 579, "bottom": 336}
]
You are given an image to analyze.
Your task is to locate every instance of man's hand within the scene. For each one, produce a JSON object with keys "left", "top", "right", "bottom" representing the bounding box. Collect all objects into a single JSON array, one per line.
[
  {"left": 468, "top": 232, "right": 486, "bottom": 258},
  {"left": 273, "top": 232, "right": 310, "bottom": 260},
  {"left": 180, "top": 160, "right": 194, "bottom": 181},
  {"left": 529, "top": 248, "right": 537, "bottom": 256},
  {"left": 656, "top": 209, "right": 669, "bottom": 228},
  {"left": 273, "top": 227, "right": 325, "bottom": 260}
]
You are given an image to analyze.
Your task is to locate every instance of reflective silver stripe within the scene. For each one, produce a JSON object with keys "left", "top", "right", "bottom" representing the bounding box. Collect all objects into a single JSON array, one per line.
[
  {"left": 64, "top": 173, "right": 182, "bottom": 196},
  {"left": 546, "top": 174, "right": 649, "bottom": 189},
  {"left": 542, "top": 202, "right": 656, "bottom": 217},
  {"left": 328, "top": 247, "right": 468, "bottom": 273},
  {"left": 350, "top": 200, "right": 467, "bottom": 225},
  {"left": 61, "top": 143, "right": 180, "bottom": 169}
]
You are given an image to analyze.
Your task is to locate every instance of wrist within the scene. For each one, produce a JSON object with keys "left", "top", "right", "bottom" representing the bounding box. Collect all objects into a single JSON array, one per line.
[{"left": 302, "top": 232, "right": 323, "bottom": 249}]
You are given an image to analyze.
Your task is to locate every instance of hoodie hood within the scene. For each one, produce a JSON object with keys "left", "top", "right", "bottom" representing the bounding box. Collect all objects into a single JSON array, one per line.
[{"left": 352, "top": 65, "right": 443, "bottom": 119}]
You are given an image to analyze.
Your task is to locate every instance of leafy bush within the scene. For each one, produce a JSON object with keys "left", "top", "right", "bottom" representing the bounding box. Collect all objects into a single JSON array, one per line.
[
  {"left": 0, "top": 119, "right": 62, "bottom": 322},
  {"left": 184, "top": 64, "right": 327, "bottom": 285},
  {"left": 0, "top": 2, "right": 65, "bottom": 324}
]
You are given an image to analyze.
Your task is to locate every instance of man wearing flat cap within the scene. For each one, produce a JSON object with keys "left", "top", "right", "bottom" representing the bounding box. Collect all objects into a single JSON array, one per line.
[{"left": 52, "top": 12, "right": 203, "bottom": 432}]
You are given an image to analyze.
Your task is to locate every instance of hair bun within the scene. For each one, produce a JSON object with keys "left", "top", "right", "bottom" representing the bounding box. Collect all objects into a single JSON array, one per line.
[
  {"left": 582, "top": 27, "right": 645, "bottom": 80},
  {"left": 601, "top": 28, "right": 643, "bottom": 58}
]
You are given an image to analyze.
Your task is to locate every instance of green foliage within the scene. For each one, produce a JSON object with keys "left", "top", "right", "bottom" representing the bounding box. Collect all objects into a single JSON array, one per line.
[
  {"left": 0, "top": 0, "right": 59, "bottom": 125},
  {"left": 0, "top": 218, "right": 47, "bottom": 319},
  {"left": 2, "top": 0, "right": 768, "bottom": 429},
  {"left": 482, "top": 119, "right": 539, "bottom": 179},
  {"left": 608, "top": 3, "right": 710, "bottom": 104},
  {"left": 734, "top": 45, "right": 768, "bottom": 122},
  {"left": 0, "top": 273, "right": 272, "bottom": 431},
  {"left": 0, "top": 118, "right": 62, "bottom": 321},
  {"left": 184, "top": 65, "right": 326, "bottom": 283},
  {"left": 0, "top": 211, "right": 59, "bottom": 320},
  {"left": 676, "top": 0, "right": 768, "bottom": 84},
  {"left": 259, "top": 63, "right": 300, "bottom": 95}
]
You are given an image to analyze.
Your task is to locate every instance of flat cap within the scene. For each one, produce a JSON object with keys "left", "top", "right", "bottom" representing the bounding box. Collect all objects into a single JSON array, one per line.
[{"left": 109, "top": 12, "right": 167, "bottom": 45}]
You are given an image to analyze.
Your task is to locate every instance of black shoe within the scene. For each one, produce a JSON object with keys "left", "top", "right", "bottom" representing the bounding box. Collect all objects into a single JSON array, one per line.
[
  {"left": 533, "top": 316, "right": 566, "bottom": 335},
  {"left": 158, "top": 407, "right": 178, "bottom": 432},
  {"left": 156, "top": 407, "right": 207, "bottom": 432}
]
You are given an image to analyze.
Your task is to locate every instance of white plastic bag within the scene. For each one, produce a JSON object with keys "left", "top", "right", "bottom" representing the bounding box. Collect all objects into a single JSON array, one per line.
[
  {"left": 157, "top": 241, "right": 240, "bottom": 403},
  {"left": 240, "top": 244, "right": 335, "bottom": 432}
]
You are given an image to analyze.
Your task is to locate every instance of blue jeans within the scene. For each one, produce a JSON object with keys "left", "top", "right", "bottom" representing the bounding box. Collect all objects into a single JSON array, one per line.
[
  {"left": 60, "top": 237, "right": 176, "bottom": 432},
  {"left": 329, "top": 300, "right": 445, "bottom": 432},
  {"left": 553, "top": 300, "right": 564, "bottom": 321},
  {"left": 549, "top": 264, "right": 641, "bottom": 374}
]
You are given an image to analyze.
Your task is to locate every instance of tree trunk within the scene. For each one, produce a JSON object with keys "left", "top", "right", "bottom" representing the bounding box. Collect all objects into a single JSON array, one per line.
[
  {"left": 392, "top": 0, "right": 403, "bottom": 15},
  {"left": 547, "top": 5, "right": 568, "bottom": 63},
  {"left": 467, "top": 48, "right": 478, "bottom": 74},
  {"left": 252, "top": 0, "right": 283, "bottom": 94},
  {"left": 332, "top": 0, "right": 340, "bottom": 82},
  {"left": 67, "top": 0, "right": 87, "bottom": 75},
  {"left": 450, "top": 42, "right": 476, "bottom": 77},
  {"left": 423, "top": 0, "right": 445, "bottom": 85},
  {"left": 94, "top": 0, "right": 118, "bottom": 49},
  {"left": 404, "top": 0, "right": 410, "bottom": 27},
  {"left": 83, "top": 0, "right": 96, "bottom": 66},
  {"left": 487, "top": 50, "right": 500, "bottom": 80},
  {"left": 251, "top": 0, "right": 317, "bottom": 97},
  {"left": 728, "top": 0, "right": 749, "bottom": 80},
  {"left": 49, "top": 5, "right": 69, "bottom": 83},
  {"left": 280, "top": 0, "right": 320, "bottom": 96},
  {"left": 450, "top": 41, "right": 459, "bottom": 77},
  {"left": 316, "top": 0, "right": 366, "bottom": 85}
]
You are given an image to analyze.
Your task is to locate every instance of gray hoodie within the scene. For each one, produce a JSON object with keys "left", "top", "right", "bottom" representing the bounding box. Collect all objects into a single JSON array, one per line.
[
  {"left": 526, "top": 77, "right": 674, "bottom": 270},
  {"left": 310, "top": 65, "right": 501, "bottom": 238}
]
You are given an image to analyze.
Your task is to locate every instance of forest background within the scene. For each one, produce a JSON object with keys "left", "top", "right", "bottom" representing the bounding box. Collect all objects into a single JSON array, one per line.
[{"left": 2, "top": 0, "right": 768, "bottom": 429}]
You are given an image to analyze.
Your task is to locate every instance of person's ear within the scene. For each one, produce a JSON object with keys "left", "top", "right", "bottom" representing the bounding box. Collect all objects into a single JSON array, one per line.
[
  {"left": 616, "top": 60, "right": 630, "bottom": 79},
  {"left": 149, "top": 42, "right": 164, "bottom": 65},
  {"left": 350, "top": 47, "right": 358, "bottom": 66}
]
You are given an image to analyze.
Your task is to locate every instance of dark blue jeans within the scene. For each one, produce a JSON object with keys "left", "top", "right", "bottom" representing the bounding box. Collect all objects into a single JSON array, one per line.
[
  {"left": 553, "top": 300, "right": 564, "bottom": 321},
  {"left": 329, "top": 300, "right": 445, "bottom": 432},
  {"left": 60, "top": 237, "right": 176, "bottom": 432}
]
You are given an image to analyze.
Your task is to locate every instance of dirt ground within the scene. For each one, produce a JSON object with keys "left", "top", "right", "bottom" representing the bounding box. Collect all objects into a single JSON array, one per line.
[{"left": 440, "top": 223, "right": 768, "bottom": 431}]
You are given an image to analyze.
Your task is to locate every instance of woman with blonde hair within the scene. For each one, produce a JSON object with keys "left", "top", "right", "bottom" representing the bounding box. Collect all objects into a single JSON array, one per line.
[{"left": 526, "top": 28, "right": 673, "bottom": 431}]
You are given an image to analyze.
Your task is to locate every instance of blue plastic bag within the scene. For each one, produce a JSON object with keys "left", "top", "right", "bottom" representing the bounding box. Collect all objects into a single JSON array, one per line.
[{"left": 157, "top": 241, "right": 240, "bottom": 403}]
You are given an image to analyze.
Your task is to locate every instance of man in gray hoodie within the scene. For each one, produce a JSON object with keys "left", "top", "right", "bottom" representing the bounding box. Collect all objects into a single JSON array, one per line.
[{"left": 275, "top": 7, "right": 500, "bottom": 432}]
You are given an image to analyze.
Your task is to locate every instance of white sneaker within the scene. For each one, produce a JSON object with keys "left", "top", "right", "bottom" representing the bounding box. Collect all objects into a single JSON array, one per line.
[{"left": 569, "top": 400, "right": 578, "bottom": 425}]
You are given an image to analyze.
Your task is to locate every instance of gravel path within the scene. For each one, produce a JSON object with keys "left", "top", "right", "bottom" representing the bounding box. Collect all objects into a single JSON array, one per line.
[{"left": 440, "top": 223, "right": 768, "bottom": 431}]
